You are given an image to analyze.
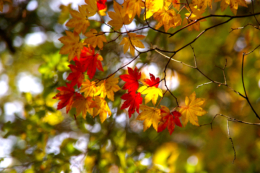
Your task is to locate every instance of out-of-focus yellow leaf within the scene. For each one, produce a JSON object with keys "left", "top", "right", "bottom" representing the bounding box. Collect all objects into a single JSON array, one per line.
[
  {"left": 215, "top": 0, "right": 247, "bottom": 15},
  {"left": 153, "top": 142, "right": 179, "bottom": 172},
  {"left": 42, "top": 111, "right": 64, "bottom": 126},
  {"left": 193, "top": 0, "right": 212, "bottom": 10}
]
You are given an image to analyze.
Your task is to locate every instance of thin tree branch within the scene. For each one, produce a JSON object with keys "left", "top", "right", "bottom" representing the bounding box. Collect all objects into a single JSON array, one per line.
[
  {"left": 241, "top": 45, "right": 260, "bottom": 120},
  {"left": 227, "top": 119, "right": 236, "bottom": 163}
]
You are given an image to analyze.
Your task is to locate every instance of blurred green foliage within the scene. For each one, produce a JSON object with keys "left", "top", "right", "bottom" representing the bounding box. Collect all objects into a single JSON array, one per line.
[{"left": 0, "top": 0, "right": 260, "bottom": 173}]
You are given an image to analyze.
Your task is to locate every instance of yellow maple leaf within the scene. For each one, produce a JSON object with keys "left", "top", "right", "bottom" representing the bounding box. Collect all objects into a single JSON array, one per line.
[
  {"left": 108, "top": 1, "right": 131, "bottom": 30},
  {"left": 72, "top": 96, "right": 97, "bottom": 119},
  {"left": 184, "top": 6, "right": 206, "bottom": 31},
  {"left": 84, "top": 29, "right": 107, "bottom": 50},
  {"left": 120, "top": 33, "right": 145, "bottom": 56},
  {"left": 96, "top": 75, "right": 120, "bottom": 101},
  {"left": 85, "top": 0, "right": 98, "bottom": 17},
  {"left": 58, "top": 3, "right": 72, "bottom": 24},
  {"left": 153, "top": 8, "right": 182, "bottom": 32},
  {"left": 192, "top": 0, "right": 212, "bottom": 10},
  {"left": 138, "top": 86, "right": 163, "bottom": 105},
  {"left": 123, "top": 0, "right": 144, "bottom": 20},
  {"left": 145, "top": 0, "right": 171, "bottom": 19},
  {"left": 0, "top": 0, "right": 11, "bottom": 12},
  {"left": 59, "top": 31, "right": 83, "bottom": 61},
  {"left": 215, "top": 0, "right": 247, "bottom": 15},
  {"left": 66, "top": 5, "right": 90, "bottom": 34},
  {"left": 136, "top": 105, "right": 161, "bottom": 131},
  {"left": 90, "top": 96, "right": 111, "bottom": 123},
  {"left": 179, "top": 92, "right": 207, "bottom": 127},
  {"left": 80, "top": 79, "right": 98, "bottom": 97}
]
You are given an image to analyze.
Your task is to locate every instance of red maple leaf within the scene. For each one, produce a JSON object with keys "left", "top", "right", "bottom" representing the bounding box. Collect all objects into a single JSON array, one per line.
[
  {"left": 143, "top": 73, "right": 160, "bottom": 88},
  {"left": 74, "top": 46, "right": 104, "bottom": 79},
  {"left": 67, "top": 60, "right": 85, "bottom": 88},
  {"left": 120, "top": 67, "right": 141, "bottom": 92},
  {"left": 121, "top": 92, "right": 143, "bottom": 118},
  {"left": 53, "top": 83, "right": 80, "bottom": 113},
  {"left": 97, "top": 0, "right": 107, "bottom": 10},
  {"left": 158, "top": 110, "right": 182, "bottom": 135}
]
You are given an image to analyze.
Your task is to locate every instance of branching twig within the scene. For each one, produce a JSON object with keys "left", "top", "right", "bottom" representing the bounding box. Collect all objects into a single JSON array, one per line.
[
  {"left": 241, "top": 45, "right": 260, "bottom": 120},
  {"left": 227, "top": 119, "right": 236, "bottom": 163}
]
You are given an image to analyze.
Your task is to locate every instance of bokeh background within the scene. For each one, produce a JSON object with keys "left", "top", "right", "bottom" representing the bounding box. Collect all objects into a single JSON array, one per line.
[{"left": 0, "top": 0, "right": 260, "bottom": 172}]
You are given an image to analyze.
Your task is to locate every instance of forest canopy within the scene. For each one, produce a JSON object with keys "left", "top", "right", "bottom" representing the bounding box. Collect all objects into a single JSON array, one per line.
[{"left": 0, "top": 0, "right": 260, "bottom": 172}]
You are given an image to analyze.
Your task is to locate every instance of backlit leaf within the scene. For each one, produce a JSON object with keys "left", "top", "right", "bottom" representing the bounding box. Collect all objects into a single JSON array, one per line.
[
  {"left": 136, "top": 105, "right": 161, "bottom": 131},
  {"left": 179, "top": 92, "right": 207, "bottom": 126}
]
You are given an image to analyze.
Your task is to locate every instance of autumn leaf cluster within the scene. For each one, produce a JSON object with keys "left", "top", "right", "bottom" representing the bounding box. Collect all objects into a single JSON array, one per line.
[{"left": 53, "top": 0, "right": 248, "bottom": 134}]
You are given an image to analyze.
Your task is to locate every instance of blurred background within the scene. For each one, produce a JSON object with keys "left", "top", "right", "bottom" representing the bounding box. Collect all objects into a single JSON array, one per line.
[{"left": 0, "top": 0, "right": 260, "bottom": 172}]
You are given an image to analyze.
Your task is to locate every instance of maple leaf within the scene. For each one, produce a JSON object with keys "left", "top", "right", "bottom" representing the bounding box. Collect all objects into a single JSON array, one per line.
[
  {"left": 179, "top": 92, "right": 207, "bottom": 127},
  {"left": 67, "top": 60, "right": 85, "bottom": 88},
  {"left": 58, "top": 3, "right": 72, "bottom": 24},
  {"left": 53, "top": 83, "right": 79, "bottom": 113},
  {"left": 80, "top": 79, "right": 98, "bottom": 97},
  {"left": 85, "top": 0, "right": 98, "bottom": 17},
  {"left": 143, "top": 73, "right": 160, "bottom": 88},
  {"left": 84, "top": 29, "right": 107, "bottom": 50},
  {"left": 59, "top": 31, "right": 83, "bottom": 61},
  {"left": 145, "top": 0, "right": 171, "bottom": 19},
  {"left": 157, "top": 106, "right": 182, "bottom": 135},
  {"left": 90, "top": 96, "right": 111, "bottom": 123},
  {"left": 136, "top": 105, "right": 161, "bottom": 131},
  {"left": 121, "top": 92, "right": 143, "bottom": 118},
  {"left": 138, "top": 86, "right": 163, "bottom": 105},
  {"left": 184, "top": 6, "right": 206, "bottom": 31},
  {"left": 66, "top": 5, "right": 90, "bottom": 34},
  {"left": 72, "top": 95, "right": 97, "bottom": 119},
  {"left": 107, "top": 1, "right": 131, "bottom": 30},
  {"left": 120, "top": 67, "right": 141, "bottom": 92},
  {"left": 97, "top": 0, "right": 107, "bottom": 10},
  {"left": 192, "top": 0, "right": 212, "bottom": 10},
  {"left": 96, "top": 75, "right": 120, "bottom": 101},
  {"left": 120, "top": 33, "right": 145, "bottom": 56},
  {"left": 153, "top": 8, "right": 182, "bottom": 32},
  {"left": 138, "top": 74, "right": 163, "bottom": 105},
  {"left": 123, "top": 0, "right": 144, "bottom": 20},
  {"left": 75, "top": 46, "right": 104, "bottom": 79},
  {"left": 215, "top": 0, "right": 247, "bottom": 15}
]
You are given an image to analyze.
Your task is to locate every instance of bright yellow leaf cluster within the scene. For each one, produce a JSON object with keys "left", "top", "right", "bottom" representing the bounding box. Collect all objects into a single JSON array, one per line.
[{"left": 74, "top": 75, "right": 120, "bottom": 122}]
